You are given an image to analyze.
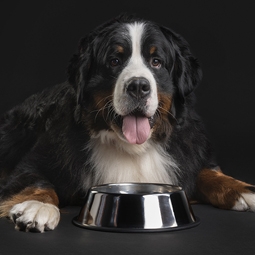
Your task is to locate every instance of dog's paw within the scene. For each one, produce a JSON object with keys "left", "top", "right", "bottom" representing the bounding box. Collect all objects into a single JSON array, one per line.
[
  {"left": 232, "top": 193, "right": 255, "bottom": 212},
  {"left": 9, "top": 200, "right": 60, "bottom": 233}
]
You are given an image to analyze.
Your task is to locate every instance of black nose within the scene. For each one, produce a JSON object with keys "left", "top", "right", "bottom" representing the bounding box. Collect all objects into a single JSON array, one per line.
[{"left": 126, "top": 77, "right": 151, "bottom": 99}]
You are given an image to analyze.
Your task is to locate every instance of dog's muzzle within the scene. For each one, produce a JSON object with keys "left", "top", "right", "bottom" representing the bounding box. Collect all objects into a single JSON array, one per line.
[{"left": 118, "top": 77, "right": 153, "bottom": 145}]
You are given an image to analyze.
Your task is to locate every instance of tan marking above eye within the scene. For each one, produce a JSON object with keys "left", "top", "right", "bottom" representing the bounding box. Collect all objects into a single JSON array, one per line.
[
  {"left": 116, "top": 45, "right": 124, "bottom": 53},
  {"left": 150, "top": 46, "right": 157, "bottom": 55}
]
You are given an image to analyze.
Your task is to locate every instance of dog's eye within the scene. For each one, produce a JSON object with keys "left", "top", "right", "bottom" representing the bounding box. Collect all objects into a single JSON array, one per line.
[
  {"left": 110, "top": 58, "right": 121, "bottom": 67},
  {"left": 151, "top": 58, "right": 161, "bottom": 68}
]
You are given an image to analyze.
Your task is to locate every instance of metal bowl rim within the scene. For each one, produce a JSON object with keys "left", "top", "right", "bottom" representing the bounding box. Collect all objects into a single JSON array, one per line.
[{"left": 89, "top": 183, "right": 183, "bottom": 196}]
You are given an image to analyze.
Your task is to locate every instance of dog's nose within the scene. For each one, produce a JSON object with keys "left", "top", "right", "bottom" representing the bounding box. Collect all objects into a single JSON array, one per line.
[{"left": 126, "top": 77, "right": 151, "bottom": 99}]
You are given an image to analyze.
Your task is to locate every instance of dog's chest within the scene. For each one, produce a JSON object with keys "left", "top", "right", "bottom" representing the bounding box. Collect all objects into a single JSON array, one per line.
[{"left": 86, "top": 131, "right": 179, "bottom": 186}]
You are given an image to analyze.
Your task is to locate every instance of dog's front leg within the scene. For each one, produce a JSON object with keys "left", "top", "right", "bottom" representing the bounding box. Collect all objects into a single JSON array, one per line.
[{"left": 196, "top": 168, "right": 255, "bottom": 211}]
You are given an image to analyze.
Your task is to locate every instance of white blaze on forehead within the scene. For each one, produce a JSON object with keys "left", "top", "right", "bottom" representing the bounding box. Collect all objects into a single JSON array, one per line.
[
  {"left": 113, "top": 22, "right": 158, "bottom": 117},
  {"left": 128, "top": 22, "right": 144, "bottom": 64}
]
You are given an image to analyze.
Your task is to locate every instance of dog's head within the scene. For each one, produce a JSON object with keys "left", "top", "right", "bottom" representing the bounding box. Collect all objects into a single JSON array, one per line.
[{"left": 68, "top": 15, "right": 202, "bottom": 145}]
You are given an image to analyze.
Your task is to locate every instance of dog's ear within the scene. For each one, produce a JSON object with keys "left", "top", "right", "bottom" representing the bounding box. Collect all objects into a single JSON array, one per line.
[
  {"left": 68, "top": 36, "right": 92, "bottom": 105},
  {"left": 160, "top": 26, "right": 202, "bottom": 102}
]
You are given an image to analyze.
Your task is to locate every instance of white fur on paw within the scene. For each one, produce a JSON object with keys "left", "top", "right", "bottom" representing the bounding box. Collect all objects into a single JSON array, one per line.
[
  {"left": 9, "top": 200, "right": 60, "bottom": 232},
  {"left": 232, "top": 196, "right": 249, "bottom": 211},
  {"left": 232, "top": 193, "right": 255, "bottom": 212},
  {"left": 241, "top": 193, "right": 255, "bottom": 211}
]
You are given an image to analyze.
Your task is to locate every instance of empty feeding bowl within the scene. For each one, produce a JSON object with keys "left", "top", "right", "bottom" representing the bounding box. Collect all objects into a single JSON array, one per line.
[{"left": 73, "top": 183, "right": 199, "bottom": 232}]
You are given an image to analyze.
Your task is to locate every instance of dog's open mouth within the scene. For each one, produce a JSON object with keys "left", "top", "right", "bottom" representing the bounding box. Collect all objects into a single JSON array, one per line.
[{"left": 121, "top": 112, "right": 154, "bottom": 145}]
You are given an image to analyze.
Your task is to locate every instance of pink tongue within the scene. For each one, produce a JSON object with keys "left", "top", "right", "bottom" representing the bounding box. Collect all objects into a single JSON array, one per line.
[{"left": 122, "top": 115, "right": 151, "bottom": 144}]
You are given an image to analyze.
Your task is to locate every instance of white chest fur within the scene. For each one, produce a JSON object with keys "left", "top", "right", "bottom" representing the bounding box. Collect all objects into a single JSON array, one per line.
[{"left": 85, "top": 131, "right": 179, "bottom": 186}]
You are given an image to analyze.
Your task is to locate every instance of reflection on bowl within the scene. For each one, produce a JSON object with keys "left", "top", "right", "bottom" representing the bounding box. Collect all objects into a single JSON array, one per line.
[{"left": 73, "top": 183, "right": 199, "bottom": 232}]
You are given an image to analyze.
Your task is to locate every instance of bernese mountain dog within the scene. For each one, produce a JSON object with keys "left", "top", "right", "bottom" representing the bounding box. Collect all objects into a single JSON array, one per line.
[{"left": 0, "top": 14, "right": 254, "bottom": 233}]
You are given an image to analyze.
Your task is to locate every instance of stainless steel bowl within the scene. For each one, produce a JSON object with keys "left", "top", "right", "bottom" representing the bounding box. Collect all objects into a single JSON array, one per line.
[{"left": 73, "top": 183, "right": 199, "bottom": 232}]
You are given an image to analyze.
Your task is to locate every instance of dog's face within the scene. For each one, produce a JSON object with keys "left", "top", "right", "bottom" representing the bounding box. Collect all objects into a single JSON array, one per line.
[{"left": 68, "top": 15, "right": 202, "bottom": 145}]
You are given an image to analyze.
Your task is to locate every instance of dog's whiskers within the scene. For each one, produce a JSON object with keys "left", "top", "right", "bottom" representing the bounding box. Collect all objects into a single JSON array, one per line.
[
  {"left": 157, "top": 106, "right": 179, "bottom": 124},
  {"left": 94, "top": 95, "right": 112, "bottom": 109},
  {"left": 93, "top": 100, "right": 114, "bottom": 123}
]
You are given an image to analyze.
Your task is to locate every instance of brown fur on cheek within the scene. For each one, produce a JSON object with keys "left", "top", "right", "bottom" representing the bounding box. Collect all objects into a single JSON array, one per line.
[
  {"left": 152, "top": 93, "right": 173, "bottom": 142},
  {"left": 83, "top": 92, "right": 114, "bottom": 132},
  {"left": 196, "top": 168, "right": 254, "bottom": 210},
  {"left": 0, "top": 187, "right": 59, "bottom": 217},
  {"left": 93, "top": 92, "right": 113, "bottom": 111}
]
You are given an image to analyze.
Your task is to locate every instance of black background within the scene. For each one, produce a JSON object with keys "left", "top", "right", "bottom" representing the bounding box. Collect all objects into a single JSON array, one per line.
[{"left": 0, "top": 1, "right": 254, "bottom": 182}]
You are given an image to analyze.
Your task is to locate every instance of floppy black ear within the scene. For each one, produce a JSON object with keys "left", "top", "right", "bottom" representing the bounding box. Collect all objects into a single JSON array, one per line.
[
  {"left": 68, "top": 36, "right": 92, "bottom": 105},
  {"left": 160, "top": 26, "right": 202, "bottom": 101}
]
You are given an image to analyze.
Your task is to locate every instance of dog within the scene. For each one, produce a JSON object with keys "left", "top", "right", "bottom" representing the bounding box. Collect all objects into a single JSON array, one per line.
[{"left": 0, "top": 14, "right": 254, "bottom": 233}]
